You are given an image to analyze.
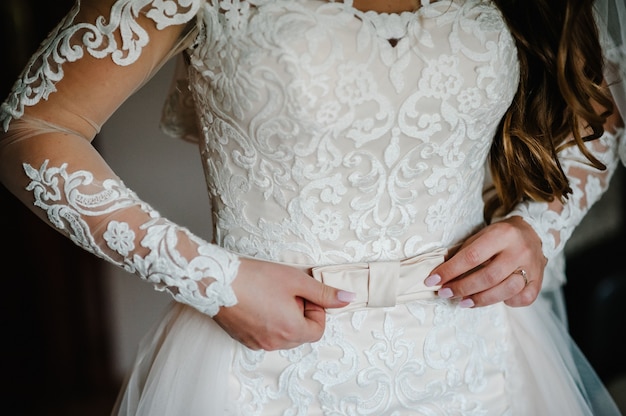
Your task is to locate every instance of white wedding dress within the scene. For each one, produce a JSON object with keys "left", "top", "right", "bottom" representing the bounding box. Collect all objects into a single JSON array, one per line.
[
  {"left": 117, "top": 1, "right": 624, "bottom": 414},
  {"left": 0, "top": 0, "right": 623, "bottom": 415}
]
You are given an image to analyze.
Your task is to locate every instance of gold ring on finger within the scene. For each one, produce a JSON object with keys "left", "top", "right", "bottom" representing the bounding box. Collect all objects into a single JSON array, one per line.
[{"left": 513, "top": 268, "right": 529, "bottom": 287}]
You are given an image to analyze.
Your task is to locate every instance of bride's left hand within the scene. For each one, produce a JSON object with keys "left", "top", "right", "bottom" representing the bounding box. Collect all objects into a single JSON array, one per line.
[{"left": 424, "top": 215, "right": 547, "bottom": 308}]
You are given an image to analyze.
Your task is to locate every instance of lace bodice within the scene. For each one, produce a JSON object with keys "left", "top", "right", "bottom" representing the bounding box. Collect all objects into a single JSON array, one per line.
[{"left": 182, "top": 0, "right": 519, "bottom": 264}]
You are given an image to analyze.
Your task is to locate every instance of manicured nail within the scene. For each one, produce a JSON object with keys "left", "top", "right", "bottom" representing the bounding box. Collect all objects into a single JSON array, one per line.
[
  {"left": 424, "top": 274, "right": 441, "bottom": 287},
  {"left": 438, "top": 287, "right": 453, "bottom": 299},
  {"left": 459, "top": 298, "right": 475, "bottom": 308},
  {"left": 338, "top": 290, "right": 357, "bottom": 302}
]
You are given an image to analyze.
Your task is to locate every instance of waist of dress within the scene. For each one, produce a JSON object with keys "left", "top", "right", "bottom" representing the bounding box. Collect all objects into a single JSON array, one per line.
[{"left": 240, "top": 248, "right": 448, "bottom": 314}]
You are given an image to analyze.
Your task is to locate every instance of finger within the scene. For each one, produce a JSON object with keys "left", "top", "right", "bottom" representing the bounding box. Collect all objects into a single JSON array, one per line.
[
  {"left": 470, "top": 272, "right": 526, "bottom": 306},
  {"left": 442, "top": 254, "right": 513, "bottom": 298},
  {"left": 427, "top": 234, "right": 500, "bottom": 286},
  {"left": 466, "top": 271, "right": 539, "bottom": 308},
  {"left": 300, "top": 300, "right": 327, "bottom": 343},
  {"left": 504, "top": 288, "right": 539, "bottom": 307},
  {"left": 504, "top": 272, "right": 540, "bottom": 307},
  {"left": 297, "top": 275, "right": 356, "bottom": 309}
]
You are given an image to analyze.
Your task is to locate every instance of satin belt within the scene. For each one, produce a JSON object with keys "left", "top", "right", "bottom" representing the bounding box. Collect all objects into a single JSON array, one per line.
[{"left": 307, "top": 248, "right": 447, "bottom": 313}]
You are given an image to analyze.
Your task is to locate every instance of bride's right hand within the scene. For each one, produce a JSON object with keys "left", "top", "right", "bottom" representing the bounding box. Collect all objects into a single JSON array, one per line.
[{"left": 212, "top": 257, "right": 355, "bottom": 351}]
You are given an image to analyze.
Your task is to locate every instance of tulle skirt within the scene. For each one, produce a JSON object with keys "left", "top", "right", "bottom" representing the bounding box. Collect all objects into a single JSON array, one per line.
[{"left": 112, "top": 289, "right": 620, "bottom": 415}]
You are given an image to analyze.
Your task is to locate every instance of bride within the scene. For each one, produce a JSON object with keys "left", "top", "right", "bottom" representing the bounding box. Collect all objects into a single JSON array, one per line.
[{"left": 0, "top": 0, "right": 624, "bottom": 414}]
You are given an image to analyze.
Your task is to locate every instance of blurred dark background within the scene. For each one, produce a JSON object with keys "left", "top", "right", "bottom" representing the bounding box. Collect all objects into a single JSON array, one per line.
[
  {"left": 563, "top": 168, "right": 626, "bottom": 406},
  {"left": 1, "top": 0, "right": 624, "bottom": 414},
  {"left": 0, "top": 0, "right": 119, "bottom": 414}
]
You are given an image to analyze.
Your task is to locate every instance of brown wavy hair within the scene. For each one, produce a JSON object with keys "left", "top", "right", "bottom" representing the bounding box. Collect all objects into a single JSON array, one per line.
[{"left": 485, "top": 0, "right": 614, "bottom": 220}]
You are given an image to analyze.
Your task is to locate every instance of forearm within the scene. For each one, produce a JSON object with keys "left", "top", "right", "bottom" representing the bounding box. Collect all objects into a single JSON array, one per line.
[{"left": 0, "top": 127, "right": 240, "bottom": 316}]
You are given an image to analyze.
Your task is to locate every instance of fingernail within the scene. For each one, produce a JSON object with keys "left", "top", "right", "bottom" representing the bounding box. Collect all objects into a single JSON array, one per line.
[
  {"left": 424, "top": 274, "right": 441, "bottom": 287},
  {"left": 338, "top": 290, "right": 356, "bottom": 302},
  {"left": 459, "top": 298, "right": 475, "bottom": 308},
  {"left": 438, "top": 287, "right": 453, "bottom": 299}
]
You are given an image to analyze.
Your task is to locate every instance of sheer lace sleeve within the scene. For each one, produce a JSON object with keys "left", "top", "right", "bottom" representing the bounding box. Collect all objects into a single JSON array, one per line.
[
  {"left": 504, "top": 128, "right": 622, "bottom": 261},
  {"left": 0, "top": 0, "right": 240, "bottom": 318}
]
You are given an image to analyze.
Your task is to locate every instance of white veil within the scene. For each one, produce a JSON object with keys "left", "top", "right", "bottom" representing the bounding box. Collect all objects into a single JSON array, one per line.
[{"left": 595, "top": 0, "right": 626, "bottom": 162}]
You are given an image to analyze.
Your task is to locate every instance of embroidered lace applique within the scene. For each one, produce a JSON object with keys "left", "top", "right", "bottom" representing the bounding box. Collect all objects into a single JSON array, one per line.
[
  {"left": 25, "top": 159, "right": 239, "bottom": 316},
  {"left": 0, "top": 0, "right": 203, "bottom": 131}
]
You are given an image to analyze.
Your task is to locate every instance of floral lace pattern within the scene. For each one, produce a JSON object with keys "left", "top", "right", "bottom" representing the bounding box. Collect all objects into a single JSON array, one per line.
[
  {"left": 229, "top": 299, "right": 511, "bottom": 415},
  {"left": 24, "top": 159, "right": 239, "bottom": 316},
  {"left": 189, "top": 0, "right": 519, "bottom": 266},
  {"left": 0, "top": 0, "right": 203, "bottom": 131},
  {"left": 505, "top": 130, "right": 622, "bottom": 259}
]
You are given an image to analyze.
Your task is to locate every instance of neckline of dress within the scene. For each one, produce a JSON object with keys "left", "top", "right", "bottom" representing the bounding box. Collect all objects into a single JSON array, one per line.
[
  {"left": 337, "top": 0, "right": 442, "bottom": 15},
  {"left": 359, "top": 11, "right": 417, "bottom": 44},
  {"left": 345, "top": 1, "right": 446, "bottom": 46}
]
